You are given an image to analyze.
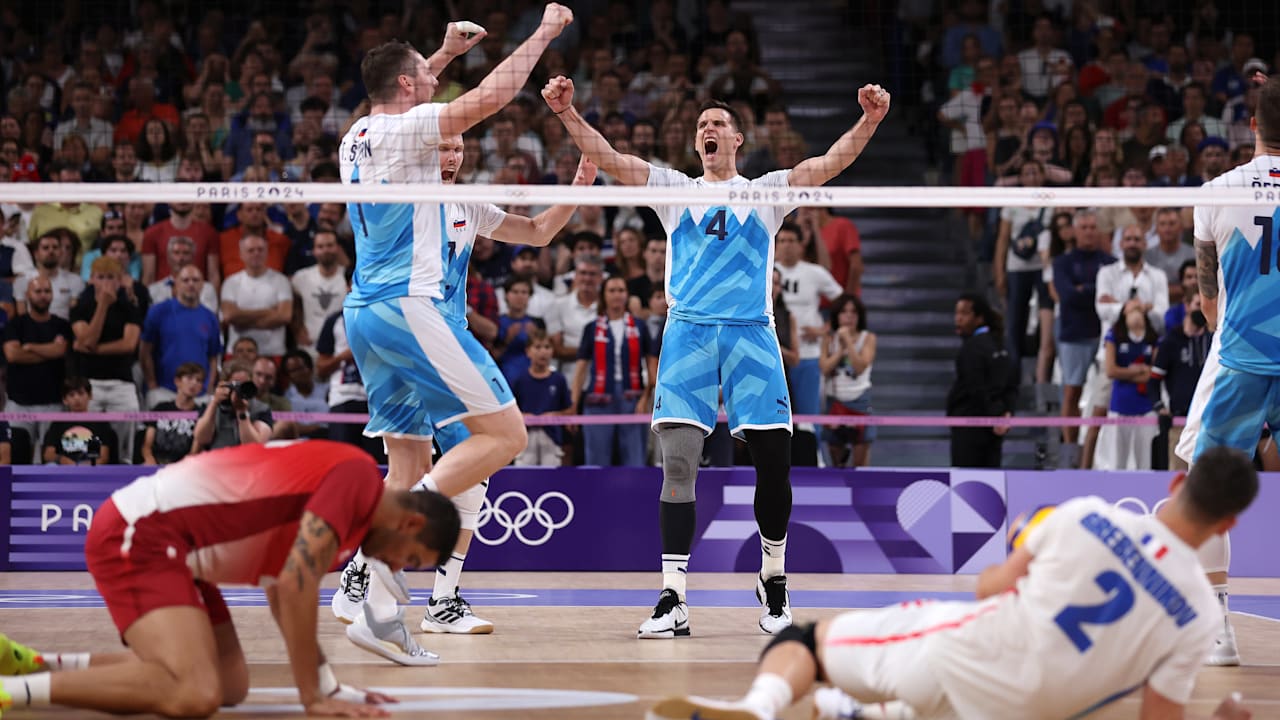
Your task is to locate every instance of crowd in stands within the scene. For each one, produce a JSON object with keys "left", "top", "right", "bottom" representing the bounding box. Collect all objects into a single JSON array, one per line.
[
  {"left": 901, "top": 0, "right": 1272, "bottom": 469},
  {"left": 0, "top": 0, "right": 873, "bottom": 468}
]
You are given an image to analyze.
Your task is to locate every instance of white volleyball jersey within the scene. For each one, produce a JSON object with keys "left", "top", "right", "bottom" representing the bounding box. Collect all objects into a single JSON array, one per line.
[
  {"left": 928, "top": 496, "right": 1217, "bottom": 718},
  {"left": 1193, "top": 156, "right": 1280, "bottom": 374},
  {"left": 339, "top": 103, "right": 447, "bottom": 306}
]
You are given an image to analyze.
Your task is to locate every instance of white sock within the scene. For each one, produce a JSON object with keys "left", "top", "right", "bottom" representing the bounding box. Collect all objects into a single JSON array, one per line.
[
  {"left": 433, "top": 552, "right": 466, "bottom": 600},
  {"left": 42, "top": 653, "right": 91, "bottom": 671},
  {"left": 366, "top": 569, "right": 401, "bottom": 623},
  {"left": 742, "top": 672, "right": 792, "bottom": 717},
  {"left": 411, "top": 473, "right": 438, "bottom": 493},
  {"left": 761, "top": 534, "right": 787, "bottom": 579},
  {"left": 662, "top": 553, "right": 689, "bottom": 599},
  {"left": 2, "top": 673, "right": 51, "bottom": 707}
]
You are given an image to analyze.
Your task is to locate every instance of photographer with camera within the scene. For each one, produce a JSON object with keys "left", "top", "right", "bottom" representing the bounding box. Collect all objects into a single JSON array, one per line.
[
  {"left": 42, "top": 377, "right": 117, "bottom": 465},
  {"left": 193, "top": 360, "right": 273, "bottom": 452},
  {"left": 1149, "top": 291, "right": 1213, "bottom": 471}
]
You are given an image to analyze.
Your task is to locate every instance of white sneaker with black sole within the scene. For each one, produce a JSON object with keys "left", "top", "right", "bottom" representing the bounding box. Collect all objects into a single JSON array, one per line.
[
  {"left": 331, "top": 560, "right": 370, "bottom": 624},
  {"left": 637, "top": 588, "right": 690, "bottom": 639},
  {"left": 421, "top": 591, "right": 494, "bottom": 634},
  {"left": 346, "top": 604, "right": 439, "bottom": 666},
  {"left": 756, "top": 574, "right": 792, "bottom": 634}
]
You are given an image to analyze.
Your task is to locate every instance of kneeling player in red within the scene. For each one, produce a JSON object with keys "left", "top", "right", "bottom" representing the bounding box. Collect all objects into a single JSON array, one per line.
[{"left": 0, "top": 440, "right": 459, "bottom": 718}]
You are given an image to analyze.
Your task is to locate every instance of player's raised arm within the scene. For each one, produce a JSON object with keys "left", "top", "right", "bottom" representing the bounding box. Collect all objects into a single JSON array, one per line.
[
  {"left": 438, "top": 4, "right": 573, "bottom": 138},
  {"left": 543, "top": 76, "right": 651, "bottom": 186},
  {"left": 491, "top": 156, "right": 599, "bottom": 246},
  {"left": 424, "top": 21, "right": 487, "bottom": 79},
  {"left": 789, "top": 84, "right": 890, "bottom": 187},
  {"left": 975, "top": 545, "right": 1033, "bottom": 599}
]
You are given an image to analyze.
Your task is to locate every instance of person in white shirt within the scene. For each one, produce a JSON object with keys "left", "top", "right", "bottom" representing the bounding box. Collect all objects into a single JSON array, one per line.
[
  {"left": 53, "top": 81, "right": 114, "bottom": 165},
  {"left": 545, "top": 254, "right": 604, "bottom": 370},
  {"left": 1080, "top": 227, "right": 1170, "bottom": 469},
  {"left": 496, "top": 244, "right": 555, "bottom": 320},
  {"left": 1017, "top": 16, "right": 1073, "bottom": 100},
  {"left": 220, "top": 234, "right": 292, "bottom": 358},
  {"left": 14, "top": 231, "right": 85, "bottom": 320},
  {"left": 774, "top": 222, "right": 842, "bottom": 460},
  {"left": 290, "top": 229, "right": 348, "bottom": 357},
  {"left": 650, "top": 447, "right": 1258, "bottom": 720}
]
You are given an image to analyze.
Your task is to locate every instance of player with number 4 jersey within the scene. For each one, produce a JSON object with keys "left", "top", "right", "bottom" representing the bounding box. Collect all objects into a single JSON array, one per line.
[
  {"left": 649, "top": 447, "right": 1258, "bottom": 720},
  {"left": 545, "top": 74, "right": 891, "bottom": 640}
]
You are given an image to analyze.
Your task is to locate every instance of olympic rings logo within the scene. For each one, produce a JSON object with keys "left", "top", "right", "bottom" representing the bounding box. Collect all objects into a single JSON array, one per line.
[
  {"left": 475, "top": 491, "right": 575, "bottom": 546},
  {"left": 1113, "top": 496, "right": 1170, "bottom": 517}
]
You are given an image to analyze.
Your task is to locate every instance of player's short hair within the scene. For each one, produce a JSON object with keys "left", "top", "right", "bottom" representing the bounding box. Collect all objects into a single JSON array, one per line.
[
  {"left": 698, "top": 100, "right": 743, "bottom": 133},
  {"left": 394, "top": 489, "right": 461, "bottom": 564},
  {"left": 1258, "top": 76, "right": 1280, "bottom": 147},
  {"left": 1183, "top": 447, "right": 1258, "bottom": 524},
  {"left": 361, "top": 40, "right": 420, "bottom": 104},
  {"left": 174, "top": 362, "right": 206, "bottom": 382}
]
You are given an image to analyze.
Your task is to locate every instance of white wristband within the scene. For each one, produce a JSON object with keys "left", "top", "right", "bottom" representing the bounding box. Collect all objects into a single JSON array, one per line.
[{"left": 318, "top": 662, "right": 339, "bottom": 696}]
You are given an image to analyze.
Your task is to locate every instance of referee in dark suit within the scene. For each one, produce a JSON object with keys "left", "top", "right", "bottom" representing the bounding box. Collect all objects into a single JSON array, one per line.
[{"left": 946, "top": 292, "right": 1019, "bottom": 467}]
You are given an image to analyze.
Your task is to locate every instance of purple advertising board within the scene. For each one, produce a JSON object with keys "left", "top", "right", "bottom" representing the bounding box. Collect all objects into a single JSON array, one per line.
[{"left": 1005, "top": 470, "right": 1280, "bottom": 577}]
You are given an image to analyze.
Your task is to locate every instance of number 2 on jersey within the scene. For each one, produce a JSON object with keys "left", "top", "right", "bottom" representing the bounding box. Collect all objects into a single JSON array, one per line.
[
  {"left": 1257, "top": 216, "right": 1277, "bottom": 275},
  {"left": 1054, "top": 570, "right": 1135, "bottom": 652},
  {"left": 705, "top": 209, "right": 728, "bottom": 241}
]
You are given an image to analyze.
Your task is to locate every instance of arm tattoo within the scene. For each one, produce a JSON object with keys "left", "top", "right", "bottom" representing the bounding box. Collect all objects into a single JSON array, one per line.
[
  {"left": 1196, "top": 243, "right": 1220, "bottom": 300},
  {"left": 284, "top": 513, "right": 339, "bottom": 590}
]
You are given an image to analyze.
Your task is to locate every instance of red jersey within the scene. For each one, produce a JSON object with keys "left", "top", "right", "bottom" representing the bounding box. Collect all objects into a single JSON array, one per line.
[{"left": 107, "top": 440, "right": 384, "bottom": 586}]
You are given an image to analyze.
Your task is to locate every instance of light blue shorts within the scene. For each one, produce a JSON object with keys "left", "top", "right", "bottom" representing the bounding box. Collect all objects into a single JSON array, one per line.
[
  {"left": 652, "top": 318, "right": 792, "bottom": 439},
  {"left": 344, "top": 296, "right": 514, "bottom": 439},
  {"left": 1192, "top": 364, "right": 1280, "bottom": 462}
]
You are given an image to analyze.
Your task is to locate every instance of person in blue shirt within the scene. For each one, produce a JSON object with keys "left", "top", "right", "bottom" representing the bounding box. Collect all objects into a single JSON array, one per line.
[
  {"left": 1097, "top": 306, "right": 1159, "bottom": 470},
  {"left": 510, "top": 328, "right": 572, "bottom": 466}
]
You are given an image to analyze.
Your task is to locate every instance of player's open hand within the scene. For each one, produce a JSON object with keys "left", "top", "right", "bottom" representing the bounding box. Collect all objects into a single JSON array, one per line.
[
  {"left": 572, "top": 155, "right": 598, "bottom": 186},
  {"left": 329, "top": 684, "right": 398, "bottom": 707},
  {"left": 542, "top": 75, "right": 574, "bottom": 115},
  {"left": 306, "top": 696, "right": 391, "bottom": 717},
  {"left": 857, "top": 84, "right": 891, "bottom": 124},
  {"left": 441, "top": 21, "right": 487, "bottom": 57},
  {"left": 537, "top": 3, "right": 574, "bottom": 39}
]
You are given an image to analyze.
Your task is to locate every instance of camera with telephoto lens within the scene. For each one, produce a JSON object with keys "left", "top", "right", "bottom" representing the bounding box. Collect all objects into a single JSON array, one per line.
[{"left": 220, "top": 380, "right": 258, "bottom": 410}]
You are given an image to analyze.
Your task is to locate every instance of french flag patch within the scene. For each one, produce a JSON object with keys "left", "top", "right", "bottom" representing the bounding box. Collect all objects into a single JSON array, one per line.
[
  {"left": 453, "top": 219, "right": 467, "bottom": 229},
  {"left": 1141, "top": 533, "right": 1170, "bottom": 561}
]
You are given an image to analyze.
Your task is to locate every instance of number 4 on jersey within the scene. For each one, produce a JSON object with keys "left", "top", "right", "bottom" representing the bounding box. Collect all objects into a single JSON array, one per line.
[{"left": 705, "top": 209, "right": 728, "bottom": 242}]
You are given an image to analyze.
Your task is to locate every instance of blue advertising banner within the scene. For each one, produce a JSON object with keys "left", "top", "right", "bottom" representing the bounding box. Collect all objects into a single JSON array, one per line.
[
  {"left": 1005, "top": 470, "right": 1280, "bottom": 578},
  {"left": 5, "top": 467, "right": 142, "bottom": 571}
]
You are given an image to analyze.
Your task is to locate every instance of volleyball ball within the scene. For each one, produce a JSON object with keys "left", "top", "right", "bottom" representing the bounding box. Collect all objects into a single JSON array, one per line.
[{"left": 1007, "top": 504, "right": 1056, "bottom": 552}]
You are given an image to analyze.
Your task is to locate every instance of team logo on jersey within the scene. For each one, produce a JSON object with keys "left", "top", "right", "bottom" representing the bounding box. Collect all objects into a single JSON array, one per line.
[{"left": 453, "top": 219, "right": 467, "bottom": 230}]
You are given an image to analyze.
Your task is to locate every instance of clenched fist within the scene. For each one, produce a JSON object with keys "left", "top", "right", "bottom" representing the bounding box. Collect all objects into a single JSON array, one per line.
[{"left": 542, "top": 75, "right": 575, "bottom": 114}]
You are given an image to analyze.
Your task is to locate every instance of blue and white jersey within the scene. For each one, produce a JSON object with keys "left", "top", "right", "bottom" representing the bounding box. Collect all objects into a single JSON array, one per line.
[
  {"left": 646, "top": 166, "right": 795, "bottom": 325},
  {"left": 435, "top": 202, "right": 507, "bottom": 321},
  {"left": 1194, "top": 156, "right": 1280, "bottom": 374},
  {"left": 340, "top": 103, "right": 448, "bottom": 307}
]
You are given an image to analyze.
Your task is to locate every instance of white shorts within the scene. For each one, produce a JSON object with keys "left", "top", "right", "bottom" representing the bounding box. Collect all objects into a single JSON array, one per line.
[
  {"left": 1081, "top": 364, "right": 1112, "bottom": 414},
  {"left": 1175, "top": 337, "right": 1221, "bottom": 464},
  {"left": 821, "top": 601, "right": 969, "bottom": 719}
]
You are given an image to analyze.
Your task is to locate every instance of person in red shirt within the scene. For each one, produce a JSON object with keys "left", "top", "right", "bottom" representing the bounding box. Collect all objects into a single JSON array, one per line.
[
  {"left": 799, "top": 206, "right": 863, "bottom": 296},
  {"left": 113, "top": 76, "right": 180, "bottom": 146},
  {"left": 0, "top": 440, "right": 459, "bottom": 719},
  {"left": 218, "top": 202, "right": 290, "bottom": 277}
]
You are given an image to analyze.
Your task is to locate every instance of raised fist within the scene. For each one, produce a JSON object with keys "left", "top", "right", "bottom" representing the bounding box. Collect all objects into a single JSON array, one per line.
[
  {"left": 538, "top": 3, "right": 574, "bottom": 39},
  {"left": 542, "top": 75, "right": 575, "bottom": 115}
]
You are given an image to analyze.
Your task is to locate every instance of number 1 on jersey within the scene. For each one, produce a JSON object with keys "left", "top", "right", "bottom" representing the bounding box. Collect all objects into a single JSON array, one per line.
[
  {"left": 705, "top": 209, "right": 728, "bottom": 242},
  {"left": 1258, "top": 216, "right": 1277, "bottom": 275}
]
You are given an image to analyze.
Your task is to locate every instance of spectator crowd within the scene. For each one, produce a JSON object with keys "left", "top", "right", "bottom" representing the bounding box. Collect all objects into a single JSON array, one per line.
[{"left": 0, "top": 0, "right": 874, "bottom": 468}]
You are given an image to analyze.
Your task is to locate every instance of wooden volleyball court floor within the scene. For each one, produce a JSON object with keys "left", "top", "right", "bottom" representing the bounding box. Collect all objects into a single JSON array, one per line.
[{"left": 3, "top": 572, "right": 1280, "bottom": 719}]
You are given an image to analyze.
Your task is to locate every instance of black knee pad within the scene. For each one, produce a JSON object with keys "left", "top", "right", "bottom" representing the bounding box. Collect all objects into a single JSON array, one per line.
[{"left": 762, "top": 621, "right": 817, "bottom": 660}]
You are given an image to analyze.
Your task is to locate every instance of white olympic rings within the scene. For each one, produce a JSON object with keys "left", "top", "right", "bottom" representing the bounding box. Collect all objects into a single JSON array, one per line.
[
  {"left": 1113, "top": 496, "right": 1170, "bottom": 517},
  {"left": 475, "top": 491, "right": 575, "bottom": 546}
]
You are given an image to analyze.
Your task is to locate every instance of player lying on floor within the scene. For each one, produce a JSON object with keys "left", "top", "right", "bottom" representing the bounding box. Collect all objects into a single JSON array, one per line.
[
  {"left": 0, "top": 440, "right": 460, "bottom": 719},
  {"left": 648, "top": 446, "right": 1257, "bottom": 720}
]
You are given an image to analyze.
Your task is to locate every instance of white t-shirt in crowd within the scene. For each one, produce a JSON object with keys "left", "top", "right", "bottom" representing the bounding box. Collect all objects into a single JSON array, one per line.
[
  {"left": 776, "top": 260, "right": 843, "bottom": 359},
  {"left": 221, "top": 269, "right": 293, "bottom": 356}
]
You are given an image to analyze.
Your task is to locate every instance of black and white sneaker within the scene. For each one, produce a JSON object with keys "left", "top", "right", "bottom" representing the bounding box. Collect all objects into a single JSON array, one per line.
[
  {"left": 637, "top": 588, "right": 690, "bottom": 639},
  {"left": 421, "top": 591, "right": 494, "bottom": 634},
  {"left": 331, "top": 560, "right": 370, "bottom": 623},
  {"left": 756, "top": 574, "right": 792, "bottom": 634}
]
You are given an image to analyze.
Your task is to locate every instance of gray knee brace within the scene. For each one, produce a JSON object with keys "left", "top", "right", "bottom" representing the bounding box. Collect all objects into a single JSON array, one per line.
[{"left": 658, "top": 424, "right": 703, "bottom": 503}]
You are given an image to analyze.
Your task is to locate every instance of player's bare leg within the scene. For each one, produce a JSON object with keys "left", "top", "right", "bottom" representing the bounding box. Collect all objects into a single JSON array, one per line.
[
  {"left": 427, "top": 406, "right": 526, "bottom": 497},
  {"left": 2, "top": 607, "right": 229, "bottom": 717},
  {"left": 1202, "top": 535, "right": 1239, "bottom": 666}
]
